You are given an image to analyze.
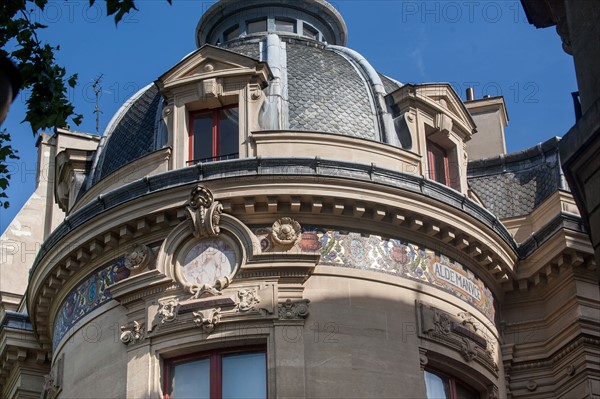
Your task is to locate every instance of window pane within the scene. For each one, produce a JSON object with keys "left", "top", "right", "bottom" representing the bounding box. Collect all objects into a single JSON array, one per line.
[
  {"left": 171, "top": 358, "right": 210, "bottom": 399},
  {"left": 303, "top": 24, "right": 319, "bottom": 40},
  {"left": 455, "top": 381, "right": 479, "bottom": 399},
  {"left": 222, "top": 352, "right": 266, "bottom": 399},
  {"left": 424, "top": 370, "right": 451, "bottom": 399},
  {"left": 247, "top": 19, "right": 267, "bottom": 34},
  {"left": 224, "top": 25, "right": 240, "bottom": 41},
  {"left": 275, "top": 19, "right": 295, "bottom": 33},
  {"left": 193, "top": 112, "right": 213, "bottom": 162},
  {"left": 218, "top": 107, "right": 239, "bottom": 159}
]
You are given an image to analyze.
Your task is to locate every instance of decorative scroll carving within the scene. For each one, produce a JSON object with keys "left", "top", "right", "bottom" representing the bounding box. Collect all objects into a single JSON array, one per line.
[
  {"left": 418, "top": 302, "right": 498, "bottom": 376},
  {"left": 271, "top": 218, "right": 301, "bottom": 246},
  {"left": 43, "top": 374, "right": 59, "bottom": 398},
  {"left": 124, "top": 244, "right": 152, "bottom": 272},
  {"left": 120, "top": 321, "right": 145, "bottom": 345},
  {"left": 193, "top": 308, "right": 221, "bottom": 333},
  {"left": 278, "top": 299, "right": 310, "bottom": 320},
  {"left": 458, "top": 311, "right": 478, "bottom": 332},
  {"left": 460, "top": 336, "right": 478, "bottom": 362},
  {"left": 434, "top": 310, "right": 452, "bottom": 334},
  {"left": 186, "top": 185, "right": 223, "bottom": 238},
  {"left": 191, "top": 277, "right": 230, "bottom": 299},
  {"left": 487, "top": 385, "right": 499, "bottom": 399},
  {"left": 158, "top": 298, "right": 179, "bottom": 324},
  {"left": 237, "top": 288, "right": 261, "bottom": 312}
]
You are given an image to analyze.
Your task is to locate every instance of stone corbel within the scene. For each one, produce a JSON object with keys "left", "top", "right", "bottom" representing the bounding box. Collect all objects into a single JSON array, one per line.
[
  {"left": 120, "top": 321, "right": 145, "bottom": 345},
  {"left": 185, "top": 184, "right": 223, "bottom": 238},
  {"left": 193, "top": 308, "right": 221, "bottom": 333}
]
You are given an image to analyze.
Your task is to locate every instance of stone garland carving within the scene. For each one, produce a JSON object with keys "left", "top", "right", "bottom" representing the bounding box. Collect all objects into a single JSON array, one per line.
[
  {"left": 193, "top": 308, "right": 221, "bottom": 333},
  {"left": 271, "top": 218, "right": 301, "bottom": 247},
  {"left": 186, "top": 185, "right": 223, "bottom": 238},
  {"left": 120, "top": 321, "right": 145, "bottom": 345},
  {"left": 237, "top": 288, "right": 261, "bottom": 312},
  {"left": 158, "top": 298, "right": 180, "bottom": 324},
  {"left": 124, "top": 244, "right": 152, "bottom": 272},
  {"left": 278, "top": 299, "right": 310, "bottom": 320}
]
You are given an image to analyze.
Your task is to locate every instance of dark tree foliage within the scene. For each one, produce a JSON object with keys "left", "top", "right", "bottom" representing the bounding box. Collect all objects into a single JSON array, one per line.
[{"left": 0, "top": 0, "right": 171, "bottom": 208}]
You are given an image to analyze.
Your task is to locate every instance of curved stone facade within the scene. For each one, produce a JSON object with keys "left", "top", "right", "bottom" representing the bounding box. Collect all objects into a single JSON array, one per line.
[{"left": 1, "top": 1, "right": 598, "bottom": 398}]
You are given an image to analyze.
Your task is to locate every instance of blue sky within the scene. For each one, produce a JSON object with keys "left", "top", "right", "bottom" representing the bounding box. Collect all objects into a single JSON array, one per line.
[{"left": 1, "top": 0, "right": 577, "bottom": 232}]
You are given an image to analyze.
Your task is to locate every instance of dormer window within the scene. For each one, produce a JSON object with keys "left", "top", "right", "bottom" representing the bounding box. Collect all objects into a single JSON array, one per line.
[
  {"left": 188, "top": 106, "right": 239, "bottom": 164},
  {"left": 247, "top": 19, "right": 267, "bottom": 35},
  {"left": 427, "top": 140, "right": 450, "bottom": 186},
  {"left": 275, "top": 18, "right": 295, "bottom": 33}
]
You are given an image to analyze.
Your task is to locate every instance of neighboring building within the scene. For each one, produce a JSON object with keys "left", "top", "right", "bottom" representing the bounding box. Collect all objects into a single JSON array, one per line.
[
  {"left": 1, "top": 1, "right": 598, "bottom": 398},
  {"left": 520, "top": 0, "right": 600, "bottom": 280}
]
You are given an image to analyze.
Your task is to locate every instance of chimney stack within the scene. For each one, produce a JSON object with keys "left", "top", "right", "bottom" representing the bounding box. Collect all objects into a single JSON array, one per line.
[{"left": 466, "top": 87, "right": 475, "bottom": 102}]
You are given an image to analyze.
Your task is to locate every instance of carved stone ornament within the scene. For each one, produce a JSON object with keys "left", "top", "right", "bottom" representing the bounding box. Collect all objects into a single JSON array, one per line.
[
  {"left": 120, "top": 321, "right": 145, "bottom": 345},
  {"left": 124, "top": 244, "right": 152, "bottom": 271},
  {"left": 158, "top": 298, "right": 180, "bottom": 324},
  {"left": 237, "top": 288, "right": 261, "bottom": 312},
  {"left": 193, "top": 308, "right": 221, "bottom": 333},
  {"left": 487, "top": 385, "right": 499, "bottom": 399},
  {"left": 526, "top": 380, "right": 538, "bottom": 392},
  {"left": 186, "top": 185, "right": 223, "bottom": 238},
  {"left": 460, "top": 336, "right": 478, "bottom": 362},
  {"left": 43, "top": 374, "right": 58, "bottom": 398},
  {"left": 278, "top": 298, "right": 310, "bottom": 320},
  {"left": 271, "top": 217, "right": 301, "bottom": 246},
  {"left": 434, "top": 310, "right": 452, "bottom": 334},
  {"left": 458, "top": 311, "right": 478, "bottom": 333},
  {"left": 191, "top": 277, "right": 231, "bottom": 299}
]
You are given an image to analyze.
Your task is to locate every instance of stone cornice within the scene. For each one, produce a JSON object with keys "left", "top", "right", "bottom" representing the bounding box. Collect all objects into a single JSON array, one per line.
[{"left": 30, "top": 157, "right": 519, "bottom": 278}]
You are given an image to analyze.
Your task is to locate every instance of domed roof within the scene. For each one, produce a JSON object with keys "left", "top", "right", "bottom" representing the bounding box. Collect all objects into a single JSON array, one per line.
[
  {"left": 88, "top": 84, "right": 165, "bottom": 186},
  {"left": 87, "top": 0, "right": 404, "bottom": 189}
]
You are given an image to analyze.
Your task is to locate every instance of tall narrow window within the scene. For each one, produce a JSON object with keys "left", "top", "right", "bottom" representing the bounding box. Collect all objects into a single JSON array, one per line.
[
  {"left": 164, "top": 348, "right": 267, "bottom": 399},
  {"left": 188, "top": 106, "right": 239, "bottom": 164},
  {"left": 427, "top": 140, "right": 450, "bottom": 186},
  {"left": 424, "top": 370, "right": 479, "bottom": 399}
]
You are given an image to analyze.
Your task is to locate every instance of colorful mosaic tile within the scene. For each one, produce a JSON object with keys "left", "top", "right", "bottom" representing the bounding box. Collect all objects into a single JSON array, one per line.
[
  {"left": 52, "top": 258, "right": 130, "bottom": 351},
  {"left": 254, "top": 227, "right": 496, "bottom": 322}
]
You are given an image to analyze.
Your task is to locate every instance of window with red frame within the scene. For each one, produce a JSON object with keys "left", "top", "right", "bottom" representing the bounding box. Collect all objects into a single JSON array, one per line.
[
  {"left": 164, "top": 347, "right": 267, "bottom": 399},
  {"left": 427, "top": 140, "right": 450, "bottom": 186},
  {"left": 424, "top": 369, "right": 479, "bottom": 399},
  {"left": 188, "top": 106, "right": 239, "bottom": 164}
]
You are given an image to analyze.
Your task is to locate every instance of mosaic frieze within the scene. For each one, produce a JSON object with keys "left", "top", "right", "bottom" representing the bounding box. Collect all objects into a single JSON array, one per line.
[
  {"left": 254, "top": 227, "right": 496, "bottom": 322},
  {"left": 53, "top": 258, "right": 130, "bottom": 351}
]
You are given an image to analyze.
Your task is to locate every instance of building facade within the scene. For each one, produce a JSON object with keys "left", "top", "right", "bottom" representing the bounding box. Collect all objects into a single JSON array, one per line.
[{"left": 1, "top": 0, "right": 598, "bottom": 398}]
